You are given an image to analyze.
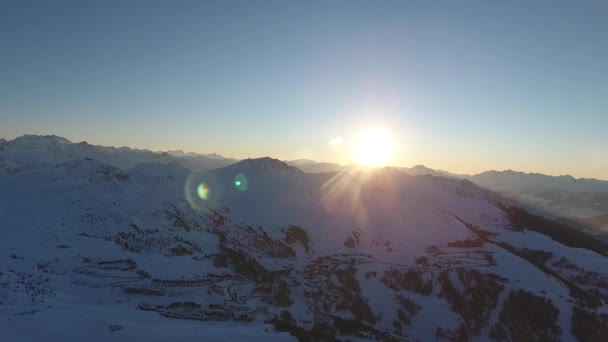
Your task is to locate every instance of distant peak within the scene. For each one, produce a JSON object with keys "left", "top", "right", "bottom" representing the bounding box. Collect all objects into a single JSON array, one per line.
[
  {"left": 559, "top": 174, "right": 576, "bottom": 180},
  {"left": 223, "top": 157, "right": 301, "bottom": 175},
  {"left": 203, "top": 152, "right": 230, "bottom": 160},
  {"left": 241, "top": 157, "right": 291, "bottom": 168},
  {"left": 482, "top": 169, "right": 548, "bottom": 177},
  {"left": 480, "top": 169, "right": 523, "bottom": 176},
  {"left": 12, "top": 134, "right": 72, "bottom": 145},
  {"left": 410, "top": 164, "right": 432, "bottom": 170},
  {"left": 287, "top": 159, "right": 316, "bottom": 165}
]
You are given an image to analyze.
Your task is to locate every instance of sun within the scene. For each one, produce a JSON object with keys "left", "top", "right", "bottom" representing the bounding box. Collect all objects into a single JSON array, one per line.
[{"left": 352, "top": 128, "right": 394, "bottom": 166}]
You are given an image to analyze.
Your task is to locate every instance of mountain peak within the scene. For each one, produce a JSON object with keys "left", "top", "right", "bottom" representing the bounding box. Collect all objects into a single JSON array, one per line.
[
  {"left": 12, "top": 134, "right": 72, "bottom": 145},
  {"left": 410, "top": 164, "right": 433, "bottom": 171},
  {"left": 221, "top": 157, "right": 301, "bottom": 175}
]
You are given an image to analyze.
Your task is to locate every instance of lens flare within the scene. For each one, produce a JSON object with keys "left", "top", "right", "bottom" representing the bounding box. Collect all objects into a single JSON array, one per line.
[
  {"left": 197, "top": 183, "right": 210, "bottom": 200},
  {"left": 234, "top": 173, "right": 248, "bottom": 191},
  {"left": 184, "top": 171, "right": 225, "bottom": 211}
]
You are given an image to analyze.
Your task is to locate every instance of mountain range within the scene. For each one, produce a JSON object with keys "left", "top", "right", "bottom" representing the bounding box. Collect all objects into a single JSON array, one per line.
[
  {"left": 1, "top": 135, "right": 607, "bottom": 341},
  {"left": 284, "top": 157, "right": 608, "bottom": 241}
]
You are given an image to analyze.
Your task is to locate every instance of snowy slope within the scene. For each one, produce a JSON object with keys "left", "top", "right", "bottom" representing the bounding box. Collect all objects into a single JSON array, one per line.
[{"left": 1, "top": 140, "right": 608, "bottom": 341}]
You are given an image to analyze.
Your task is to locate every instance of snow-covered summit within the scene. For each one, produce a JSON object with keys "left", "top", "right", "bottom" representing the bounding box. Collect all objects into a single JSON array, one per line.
[{"left": 218, "top": 157, "right": 302, "bottom": 176}]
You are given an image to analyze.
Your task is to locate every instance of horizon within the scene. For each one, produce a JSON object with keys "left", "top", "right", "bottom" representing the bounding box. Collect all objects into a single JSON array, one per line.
[
  {"left": 2, "top": 132, "right": 607, "bottom": 181},
  {"left": 2, "top": 1, "right": 607, "bottom": 179}
]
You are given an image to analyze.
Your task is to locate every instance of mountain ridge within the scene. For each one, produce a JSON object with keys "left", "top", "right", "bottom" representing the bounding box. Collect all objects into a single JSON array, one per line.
[
  {"left": 0, "top": 134, "right": 237, "bottom": 171},
  {"left": 4, "top": 134, "right": 606, "bottom": 181}
]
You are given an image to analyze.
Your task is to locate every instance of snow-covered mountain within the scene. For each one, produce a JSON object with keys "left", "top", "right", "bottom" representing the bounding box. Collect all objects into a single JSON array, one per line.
[
  {"left": 286, "top": 159, "right": 345, "bottom": 173},
  {"left": 471, "top": 170, "right": 608, "bottom": 194},
  {"left": 400, "top": 165, "right": 467, "bottom": 179},
  {"left": 1, "top": 137, "right": 608, "bottom": 341},
  {"left": 286, "top": 161, "right": 464, "bottom": 177},
  {"left": 0, "top": 134, "right": 237, "bottom": 171},
  {"left": 469, "top": 170, "right": 608, "bottom": 239},
  {"left": 291, "top": 160, "right": 608, "bottom": 238},
  {"left": 379, "top": 161, "right": 608, "bottom": 240}
]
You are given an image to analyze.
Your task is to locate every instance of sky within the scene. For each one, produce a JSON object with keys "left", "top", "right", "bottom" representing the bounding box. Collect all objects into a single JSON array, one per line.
[{"left": 1, "top": 0, "right": 607, "bottom": 179}]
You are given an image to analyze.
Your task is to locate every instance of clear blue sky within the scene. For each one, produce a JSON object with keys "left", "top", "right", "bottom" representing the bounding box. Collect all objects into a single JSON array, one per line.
[{"left": 1, "top": 0, "right": 607, "bottom": 178}]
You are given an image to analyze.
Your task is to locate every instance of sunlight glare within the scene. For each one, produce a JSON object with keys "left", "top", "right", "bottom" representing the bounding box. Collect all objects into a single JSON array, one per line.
[{"left": 352, "top": 129, "right": 394, "bottom": 166}]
